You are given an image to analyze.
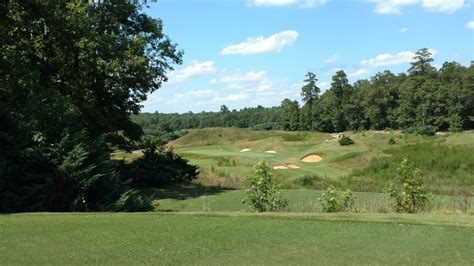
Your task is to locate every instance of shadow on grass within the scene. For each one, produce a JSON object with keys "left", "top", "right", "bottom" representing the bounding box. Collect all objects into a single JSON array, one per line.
[{"left": 142, "top": 184, "right": 232, "bottom": 201}]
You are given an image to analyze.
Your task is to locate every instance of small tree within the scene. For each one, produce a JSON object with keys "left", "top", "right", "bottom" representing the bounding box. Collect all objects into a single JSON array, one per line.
[
  {"left": 242, "top": 161, "right": 288, "bottom": 212},
  {"left": 388, "top": 159, "right": 429, "bottom": 213},
  {"left": 448, "top": 114, "right": 463, "bottom": 133}
]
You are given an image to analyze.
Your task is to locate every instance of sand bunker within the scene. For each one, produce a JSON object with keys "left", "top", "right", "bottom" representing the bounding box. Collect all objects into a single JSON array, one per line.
[
  {"left": 240, "top": 148, "right": 251, "bottom": 152},
  {"left": 301, "top": 155, "right": 323, "bottom": 163},
  {"left": 264, "top": 150, "right": 277, "bottom": 154},
  {"left": 286, "top": 163, "right": 301, "bottom": 169},
  {"left": 273, "top": 163, "right": 301, "bottom": 170}
]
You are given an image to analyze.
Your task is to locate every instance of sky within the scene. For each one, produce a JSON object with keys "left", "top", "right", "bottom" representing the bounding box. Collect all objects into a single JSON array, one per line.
[{"left": 142, "top": 0, "right": 474, "bottom": 113}]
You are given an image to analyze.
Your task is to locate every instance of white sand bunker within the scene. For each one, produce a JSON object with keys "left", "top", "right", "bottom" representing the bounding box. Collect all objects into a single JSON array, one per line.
[
  {"left": 264, "top": 150, "right": 277, "bottom": 154},
  {"left": 286, "top": 163, "right": 301, "bottom": 169},
  {"left": 273, "top": 163, "right": 301, "bottom": 170},
  {"left": 240, "top": 148, "right": 251, "bottom": 152},
  {"left": 301, "top": 155, "right": 323, "bottom": 163}
]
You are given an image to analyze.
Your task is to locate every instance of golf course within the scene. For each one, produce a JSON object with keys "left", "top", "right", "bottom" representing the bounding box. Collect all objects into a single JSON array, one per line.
[{"left": 2, "top": 0, "right": 474, "bottom": 264}]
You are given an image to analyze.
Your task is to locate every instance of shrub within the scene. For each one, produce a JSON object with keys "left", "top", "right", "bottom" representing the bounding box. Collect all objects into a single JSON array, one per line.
[
  {"left": 114, "top": 189, "right": 153, "bottom": 212},
  {"left": 388, "top": 136, "right": 396, "bottom": 145},
  {"left": 338, "top": 136, "right": 354, "bottom": 146},
  {"left": 124, "top": 141, "right": 199, "bottom": 188},
  {"left": 448, "top": 114, "right": 463, "bottom": 133},
  {"left": 242, "top": 161, "right": 288, "bottom": 212},
  {"left": 388, "top": 159, "right": 429, "bottom": 213},
  {"left": 252, "top": 122, "right": 282, "bottom": 131},
  {"left": 294, "top": 175, "right": 318, "bottom": 188},
  {"left": 319, "top": 185, "right": 356, "bottom": 212}
]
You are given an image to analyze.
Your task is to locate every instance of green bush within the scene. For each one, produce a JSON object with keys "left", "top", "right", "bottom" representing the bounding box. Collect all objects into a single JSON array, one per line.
[
  {"left": 252, "top": 122, "right": 282, "bottom": 131},
  {"left": 242, "top": 161, "right": 288, "bottom": 212},
  {"left": 388, "top": 159, "right": 429, "bottom": 213},
  {"left": 319, "top": 185, "right": 356, "bottom": 212},
  {"left": 338, "top": 136, "right": 355, "bottom": 146},
  {"left": 388, "top": 136, "right": 396, "bottom": 145},
  {"left": 114, "top": 189, "right": 153, "bottom": 212}
]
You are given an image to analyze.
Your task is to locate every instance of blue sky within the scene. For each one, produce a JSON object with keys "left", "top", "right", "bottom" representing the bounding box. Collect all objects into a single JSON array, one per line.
[{"left": 142, "top": 0, "right": 474, "bottom": 113}]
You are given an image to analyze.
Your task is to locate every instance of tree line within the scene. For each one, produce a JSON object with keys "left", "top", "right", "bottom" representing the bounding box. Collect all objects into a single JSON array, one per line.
[{"left": 135, "top": 49, "right": 473, "bottom": 137}]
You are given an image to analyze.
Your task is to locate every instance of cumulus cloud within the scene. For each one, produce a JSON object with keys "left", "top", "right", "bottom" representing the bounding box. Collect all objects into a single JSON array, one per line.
[
  {"left": 466, "top": 21, "right": 474, "bottom": 30},
  {"left": 248, "top": 0, "right": 328, "bottom": 8},
  {"left": 360, "top": 51, "right": 416, "bottom": 67},
  {"left": 359, "top": 49, "right": 436, "bottom": 69},
  {"left": 369, "top": 0, "right": 465, "bottom": 14},
  {"left": 168, "top": 60, "right": 216, "bottom": 83},
  {"left": 221, "top": 30, "right": 299, "bottom": 55}
]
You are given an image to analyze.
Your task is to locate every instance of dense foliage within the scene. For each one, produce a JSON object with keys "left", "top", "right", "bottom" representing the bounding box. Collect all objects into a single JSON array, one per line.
[
  {"left": 0, "top": 1, "right": 195, "bottom": 212},
  {"left": 135, "top": 49, "right": 473, "bottom": 135}
]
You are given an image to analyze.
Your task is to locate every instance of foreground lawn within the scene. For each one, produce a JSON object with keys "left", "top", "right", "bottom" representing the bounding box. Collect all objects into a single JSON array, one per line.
[{"left": 1, "top": 213, "right": 473, "bottom": 265}]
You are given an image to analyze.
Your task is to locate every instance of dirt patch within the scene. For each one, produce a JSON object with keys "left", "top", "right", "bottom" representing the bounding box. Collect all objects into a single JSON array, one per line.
[
  {"left": 301, "top": 155, "right": 323, "bottom": 163},
  {"left": 286, "top": 163, "right": 301, "bottom": 169},
  {"left": 240, "top": 148, "right": 251, "bottom": 152},
  {"left": 264, "top": 150, "right": 277, "bottom": 154},
  {"left": 273, "top": 165, "right": 288, "bottom": 170}
]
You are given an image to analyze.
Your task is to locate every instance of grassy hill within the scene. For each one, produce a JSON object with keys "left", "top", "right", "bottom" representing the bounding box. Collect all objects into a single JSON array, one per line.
[{"left": 169, "top": 128, "right": 473, "bottom": 194}]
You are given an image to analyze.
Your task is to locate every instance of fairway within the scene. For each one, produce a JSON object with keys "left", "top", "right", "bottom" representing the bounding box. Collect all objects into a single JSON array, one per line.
[{"left": 1, "top": 213, "right": 473, "bottom": 265}]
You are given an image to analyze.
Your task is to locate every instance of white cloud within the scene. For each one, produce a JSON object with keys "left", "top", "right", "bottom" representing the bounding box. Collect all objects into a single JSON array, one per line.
[
  {"left": 221, "top": 30, "right": 299, "bottom": 55},
  {"left": 422, "top": 0, "right": 465, "bottom": 13},
  {"left": 210, "top": 71, "right": 267, "bottom": 87},
  {"left": 371, "top": 0, "right": 418, "bottom": 14},
  {"left": 348, "top": 68, "right": 369, "bottom": 78},
  {"left": 298, "top": 0, "right": 328, "bottom": 8},
  {"left": 361, "top": 51, "right": 416, "bottom": 67},
  {"left": 360, "top": 49, "right": 437, "bottom": 68},
  {"left": 213, "top": 93, "right": 249, "bottom": 102},
  {"left": 324, "top": 53, "right": 341, "bottom": 63},
  {"left": 317, "top": 81, "right": 330, "bottom": 91},
  {"left": 168, "top": 60, "right": 216, "bottom": 83},
  {"left": 369, "top": 0, "right": 465, "bottom": 14},
  {"left": 466, "top": 20, "right": 474, "bottom": 29},
  {"left": 248, "top": 0, "right": 328, "bottom": 8},
  {"left": 400, "top": 27, "right": 409, "bottom": 32}
]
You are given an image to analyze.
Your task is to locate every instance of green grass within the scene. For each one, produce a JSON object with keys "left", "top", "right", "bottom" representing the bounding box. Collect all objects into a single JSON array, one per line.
[
  {"left": 1, "top": 212, "right": 473, "bottom": 265},
  {"left": 147, "top": 186, "right": 473, "bottom": 213}
]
